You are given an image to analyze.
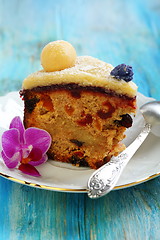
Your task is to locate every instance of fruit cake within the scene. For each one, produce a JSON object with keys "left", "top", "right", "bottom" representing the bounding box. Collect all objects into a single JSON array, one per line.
[{"left": 20, "top": 40, "right": 137, "bottom": 169}]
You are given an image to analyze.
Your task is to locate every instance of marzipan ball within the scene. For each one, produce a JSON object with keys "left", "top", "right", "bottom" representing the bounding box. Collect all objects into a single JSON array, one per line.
[{"left": 41, "top": 40, "right": 77, "bottom": 72}]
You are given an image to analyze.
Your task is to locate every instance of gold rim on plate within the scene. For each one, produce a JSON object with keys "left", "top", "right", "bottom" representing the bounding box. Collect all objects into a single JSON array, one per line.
[{"left": 0, "top": 171, "right": 160, "bottom": 192}]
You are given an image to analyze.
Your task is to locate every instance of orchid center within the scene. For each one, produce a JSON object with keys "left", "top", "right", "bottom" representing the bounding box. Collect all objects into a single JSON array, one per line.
[{"left": 21, "top": 157, "right": 32, "bottom": 164}]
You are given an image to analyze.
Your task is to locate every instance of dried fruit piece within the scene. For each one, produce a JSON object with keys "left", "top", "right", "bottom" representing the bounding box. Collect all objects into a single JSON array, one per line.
[
  {"left": 65, "top": 105, "right": 74, "bottom": 115},
  {"left": 69, "top": 155, "right": 89, "bottom": 167},
  {"left": 70, "top": 139, "right": 84, "bottom": 147},
  {"left": 25, "top": 97, "right": 39, "bottom": 113},
  {"left": 116, "top": 114, "right": 133, "bottom": 128},
  {"left": 77, "top": 114, "right": 93, "bottom": 126},
  {"left": 41, "top": 95, "right": 54, "bottom": 111}
]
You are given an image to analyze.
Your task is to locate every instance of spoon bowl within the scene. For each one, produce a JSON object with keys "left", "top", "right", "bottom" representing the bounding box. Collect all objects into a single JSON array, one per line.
[{"left": 140, "top": 101, "right": 160, "bottom": 125}]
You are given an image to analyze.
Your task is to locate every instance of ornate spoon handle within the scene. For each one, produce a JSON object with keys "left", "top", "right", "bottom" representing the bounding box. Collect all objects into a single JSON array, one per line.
[{"left": 87, "top": 123, "right": 151, "bottom": 199}]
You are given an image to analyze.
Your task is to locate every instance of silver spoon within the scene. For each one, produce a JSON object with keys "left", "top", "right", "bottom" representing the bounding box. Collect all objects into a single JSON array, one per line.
[{"left": 87, "top": 101, "right": 160, "bottom": 199}]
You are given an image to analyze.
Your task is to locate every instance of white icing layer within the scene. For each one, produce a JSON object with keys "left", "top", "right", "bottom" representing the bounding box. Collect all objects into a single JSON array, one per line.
[{"left": 23, "top": 56, "right": 137, "bottom": 97}]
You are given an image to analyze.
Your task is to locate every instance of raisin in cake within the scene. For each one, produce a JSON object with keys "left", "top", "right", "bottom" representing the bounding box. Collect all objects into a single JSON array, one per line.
[{"left": 21, "top": 40, "right": 137, "bottom": 169}]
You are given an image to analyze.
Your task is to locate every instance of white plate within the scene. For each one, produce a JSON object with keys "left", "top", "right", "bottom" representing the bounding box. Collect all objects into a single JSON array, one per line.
[{"left": 0, "top": 91, "right": 160, "bottom": 193}]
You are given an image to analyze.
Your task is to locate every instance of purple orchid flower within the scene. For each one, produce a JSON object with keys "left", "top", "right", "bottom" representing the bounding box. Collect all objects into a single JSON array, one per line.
[{"left": 1, "top": 116, "right": 51, "bottom": 177}]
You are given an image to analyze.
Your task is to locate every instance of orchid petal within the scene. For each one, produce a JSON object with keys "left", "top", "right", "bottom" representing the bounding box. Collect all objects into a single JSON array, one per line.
[
  {"left": 1, "top": 150, "right": 20, "bottom": 168},
  {"left": 22, "top": 145, "right": 33, "bottom": 158},
  {"left": 29, "top": 153, "right": 48, "bottom": 166},
  {"left": 28, "top": 148, "right": 42, "bottom": 162},
  {"left": 2, "top": 129, "right": 20, "bottom": 158},
  {"left": 25, "top": 128, "right": 51, "bottom": 154},
  {"left": 19, "top": 163, "right": 41, "bottom": 177},
  {"left": 9, "top": 116, "right": 25, "bottom": 144}
]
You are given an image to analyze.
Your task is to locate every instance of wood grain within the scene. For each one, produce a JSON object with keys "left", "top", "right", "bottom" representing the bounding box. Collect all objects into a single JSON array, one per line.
[{"left": 0, "top": 0, "right": 160, "bottom": 239}]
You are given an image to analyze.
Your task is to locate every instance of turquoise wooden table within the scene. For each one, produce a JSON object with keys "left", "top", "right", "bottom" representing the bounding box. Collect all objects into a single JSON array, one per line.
[{"left": 0, "top": 0, "right": 160, "bottom": 239}]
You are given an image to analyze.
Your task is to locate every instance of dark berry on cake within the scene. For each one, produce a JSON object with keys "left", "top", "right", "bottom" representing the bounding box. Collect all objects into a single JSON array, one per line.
[{"left": 110, "top": 64, "right": 134, "bottom": 82}]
